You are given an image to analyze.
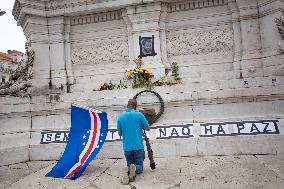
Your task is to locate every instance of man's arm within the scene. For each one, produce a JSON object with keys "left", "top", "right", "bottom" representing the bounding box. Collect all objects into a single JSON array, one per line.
[
  {"left": 140, "top": 113, "right": 150, "bottom": 131},
  {"left": 118, "top": 128, "right": 122, "bottom": 136},
  {"left": 144, "top": 125, "right": 150, "bottom": 131},
  {"left": 117, "top": 118, "right": 122, "bottom": 136}
]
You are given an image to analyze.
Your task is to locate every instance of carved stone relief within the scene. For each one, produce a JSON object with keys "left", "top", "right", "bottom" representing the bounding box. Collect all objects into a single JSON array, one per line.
[
  {"left": 70, "top": 10, "right": 122, "bottom": 26},
  {"left": 275, "top": 16, "right": 284, "bottom": 52},
  {"left": 71, "top": 38, "right": 129, "bottom": 65},
  {"left": 166, "top": 27, "right": 233, "bottom": 57}
]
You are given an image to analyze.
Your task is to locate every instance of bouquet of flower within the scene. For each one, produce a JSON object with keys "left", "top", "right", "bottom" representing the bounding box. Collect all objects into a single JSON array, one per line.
[
  {"left": 96, "top": 55, "right": 182, "bottom": 91},
  {"left": 126, "top": 67, "right": 154, "bottom": 89},
  {"left": 124, "top": 56, "right": 154, "bottom": 89}
]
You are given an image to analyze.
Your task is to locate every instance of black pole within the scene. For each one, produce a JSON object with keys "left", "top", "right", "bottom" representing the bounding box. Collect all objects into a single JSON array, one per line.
[{"left": 143, "top": 129, "right": 156, "bottom": 170}]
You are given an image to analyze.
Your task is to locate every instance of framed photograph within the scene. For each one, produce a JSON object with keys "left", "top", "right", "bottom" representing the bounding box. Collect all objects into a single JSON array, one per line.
[{"left": 139, "top": 35, "right": 157, "bottom": 57}]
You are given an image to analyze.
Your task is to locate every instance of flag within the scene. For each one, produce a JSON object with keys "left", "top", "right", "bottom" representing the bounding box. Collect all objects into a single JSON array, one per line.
[{"left": 46, "top": 103, "right": 108, "bottom": 179}]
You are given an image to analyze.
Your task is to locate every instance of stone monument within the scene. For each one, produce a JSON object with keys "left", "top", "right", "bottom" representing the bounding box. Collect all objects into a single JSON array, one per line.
[{"left": 0, "top": 0, "right": 283, "bottom": 166}]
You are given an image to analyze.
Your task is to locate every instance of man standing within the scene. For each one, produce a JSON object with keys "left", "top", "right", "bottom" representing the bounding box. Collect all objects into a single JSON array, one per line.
[{"left": 117, "top": 98, "right": 149, "bottom": 184}]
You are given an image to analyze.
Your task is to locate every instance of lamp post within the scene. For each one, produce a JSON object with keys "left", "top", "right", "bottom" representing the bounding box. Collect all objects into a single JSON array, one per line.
[{"left": 0, "top": 9, "right": 6, "bottom": 16}]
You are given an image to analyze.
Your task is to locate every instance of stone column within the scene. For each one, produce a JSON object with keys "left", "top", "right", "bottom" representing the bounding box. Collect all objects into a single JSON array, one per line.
[
  {"left": 122, "top": 10, "right": 134, "bottom": 63},
  {"left": 23, "top": 16, "right": 52, "bottom": 90},
  {"left": 123, "top": 2, "right": 166, "bottom": 77},
  {"left": 47, "top": 17, "right": 68, "bottom": 90},
  {"left": 228, "top": 0, "right": 243, "bottom": 78},
  {"left": 237, "top": 0, "right": 263, "bottom": 77},
  {"left": 23, "top": 16, "right": 68, "bottom": 91},
  {"left": 159, "top": 3, "right": 168, "bottom": 67}
]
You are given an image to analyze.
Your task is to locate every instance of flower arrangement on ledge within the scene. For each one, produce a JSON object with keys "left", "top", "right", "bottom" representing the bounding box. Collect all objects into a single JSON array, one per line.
[
  {"left": 153, "top": 62, "right": 182, "bottom": 86},
  {"left": 97, "top": 56, "right": 182, "bottom": 91},
  {"left": 126, "top": 56, "right": 154, "bottom": 89}
]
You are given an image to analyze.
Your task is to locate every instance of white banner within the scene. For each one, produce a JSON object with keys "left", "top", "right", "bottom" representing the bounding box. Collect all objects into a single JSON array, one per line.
[{"left": 41, "top": 120, "right": 279, "bottom": 144}]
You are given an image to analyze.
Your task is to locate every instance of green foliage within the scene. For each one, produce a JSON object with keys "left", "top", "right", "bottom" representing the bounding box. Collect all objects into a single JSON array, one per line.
[
  {"left": 153, "top": 76, "right": 176, "bottom": 86},
  {"left": 116, "top": 80, "right": 128, "bottom": 89},
  {"left": 171, "top": 62, "right": 181, "bottom": 81}
]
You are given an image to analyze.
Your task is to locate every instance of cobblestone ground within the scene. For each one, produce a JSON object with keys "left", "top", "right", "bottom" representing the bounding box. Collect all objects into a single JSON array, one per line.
[{"left": 1, "top": 155, "right": 284, "bottom": 189}]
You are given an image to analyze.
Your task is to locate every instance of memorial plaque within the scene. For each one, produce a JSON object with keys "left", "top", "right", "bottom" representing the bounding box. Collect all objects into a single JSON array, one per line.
[{"left": 139, "top": 35, "right": 157, "bottom": 57}]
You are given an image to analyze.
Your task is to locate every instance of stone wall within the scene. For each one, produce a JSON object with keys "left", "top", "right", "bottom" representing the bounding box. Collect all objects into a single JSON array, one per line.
[
  {"left": 1, "top": 77, "right": 284, "bottom": 165},
  {"left": 1, "top": 78, "right": 284, "bottom": 165},
  {"left": 0, "top": 0, "right": 282, "bottom": 165},
  {"left": 166, "top": 2, "right": 234, "bottom": 83},
  {"left": 0, "top": 96, "right": 31, "bottom": 166},
  {"left": 70, "top": 10, "right": 129, "bottom": 92}
]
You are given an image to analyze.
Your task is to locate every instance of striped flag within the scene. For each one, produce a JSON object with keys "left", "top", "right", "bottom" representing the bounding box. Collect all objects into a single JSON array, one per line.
[{"left": 46, "top": 103, "right": 108, "bottom": 179}]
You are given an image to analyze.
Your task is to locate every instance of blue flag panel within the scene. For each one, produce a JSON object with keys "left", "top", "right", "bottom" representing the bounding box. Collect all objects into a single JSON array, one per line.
[{"left": 46, "top": 104, "right": 108, "bottom": 179}]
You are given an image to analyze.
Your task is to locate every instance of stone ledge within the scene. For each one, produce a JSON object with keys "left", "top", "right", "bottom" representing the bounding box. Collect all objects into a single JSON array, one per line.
[
  {"left": 29, "top": 144, "right": 65, "bottom": 161},
  {"left": 0, "top": 116, "right": 31, "bottom": 135},
  {"left": 0, "top": 146, "right": 29, "bottom": 166},
  {"left": 27, "top": 134, "right": 284, "bottom": 161},
  {"left": 0, "top": 132, "right": 30, "bottom": 150},
  {"left": 70, "top": 75, "right": 284, "bottom": 94},
  {"left": 0, "top": 104, "right": 31, "bottom": 114},
  {"left": 0, "top": 96, "right": 30, "bottom": 105},
  {"left": 5, "top": 87, "right": 281, "bottom": 115}
]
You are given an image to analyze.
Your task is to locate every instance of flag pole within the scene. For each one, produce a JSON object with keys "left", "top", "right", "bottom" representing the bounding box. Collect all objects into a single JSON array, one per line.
[{"left": 71, "top": 102, "right": 117, "bottom": 118}]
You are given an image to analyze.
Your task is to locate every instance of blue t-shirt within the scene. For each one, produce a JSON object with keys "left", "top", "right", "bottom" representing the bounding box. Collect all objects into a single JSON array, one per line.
[{"left": 117, "top": 108, "right": 148, "bottom": 151}]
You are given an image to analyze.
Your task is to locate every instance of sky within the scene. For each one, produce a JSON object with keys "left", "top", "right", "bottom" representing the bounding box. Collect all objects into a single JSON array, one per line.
[{"left": 0, "top": 0, "right": 27, "bottom": 53}]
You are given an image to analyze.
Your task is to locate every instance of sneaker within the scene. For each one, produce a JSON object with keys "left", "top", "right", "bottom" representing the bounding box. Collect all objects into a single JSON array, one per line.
[
  {"left": 120, "top": 168, "right": 129, "bottom": 185},
  {"left": 129, "top": 164, "right": 136, "bottom": 182}
]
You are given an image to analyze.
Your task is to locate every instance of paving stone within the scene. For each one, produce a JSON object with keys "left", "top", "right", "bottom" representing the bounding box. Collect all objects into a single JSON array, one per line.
[
  {"left": 255, "top": 155, "right": 284, "bottom": 180},
  {"left": 0, "top": 161, "right": 54, "bottom": 189},
  {"left": 180, "top": 156, "right": 284, "bottom": 189},
  {"left": 5, "top": 159, "right": 117, "bottom": 189},
  {"left": 1, "top": 156, "right": 284, "bottom": 189},
  {"left": 129, "top": 157, "right": 182, "bottom": 189}
]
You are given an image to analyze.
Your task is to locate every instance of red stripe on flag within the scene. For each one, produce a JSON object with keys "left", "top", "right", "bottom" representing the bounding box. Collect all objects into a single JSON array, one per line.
[
  {"left": 81, "top": 112, "right": 98, "bottom": 163},
  {"left": 66, "top": 166, "right": 81, "bottom": 179}
]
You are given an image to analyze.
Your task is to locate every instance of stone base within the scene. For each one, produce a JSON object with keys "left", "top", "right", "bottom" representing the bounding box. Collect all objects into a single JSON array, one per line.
[
  {"left": 27, "top": 133, "right": 284, "bottom": 161},
  {"left": 1, "top": 79, "right": 284, "bottom": 165},
  {"left": 0, "top": 147, "right": 29, "bottom": 166}
]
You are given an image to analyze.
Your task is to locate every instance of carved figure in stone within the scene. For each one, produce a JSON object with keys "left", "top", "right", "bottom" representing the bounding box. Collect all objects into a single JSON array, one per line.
[
  {"left": 0, "top": 50, "right": 34, "bottom": 96},
  {"left": 275, "top": 16, "right": 284, "bottom": 52}
]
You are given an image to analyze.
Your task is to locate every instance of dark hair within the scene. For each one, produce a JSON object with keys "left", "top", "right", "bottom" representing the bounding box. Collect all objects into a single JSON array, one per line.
[{"left": 127, "top": 98, "right": 137, "bottom": 109}]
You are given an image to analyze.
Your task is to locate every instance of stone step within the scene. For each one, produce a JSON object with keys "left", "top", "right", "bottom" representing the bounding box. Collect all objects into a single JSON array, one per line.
[
  {"left": 3, "top": 117, "right": 281, "bottom": 163},
  {"left": 2, "top": 84, "right": 283, "bottom": 116},
  {"left": 71, "top": 75, "right": 284, "bottom": 94}
]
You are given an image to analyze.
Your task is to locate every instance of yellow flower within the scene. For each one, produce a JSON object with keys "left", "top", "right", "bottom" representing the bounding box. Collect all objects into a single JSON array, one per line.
[
  {"left": 144, "top": 70, "right": 150, "bottom": 74},
  {"left": 127, "top": 70, "right": 133, "bottom": 75}
]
